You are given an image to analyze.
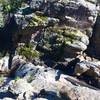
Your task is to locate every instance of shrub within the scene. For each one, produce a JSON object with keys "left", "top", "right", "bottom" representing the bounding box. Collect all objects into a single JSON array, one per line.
[{"left": 17, "top": 44, "right": 40, "bottom": 60}]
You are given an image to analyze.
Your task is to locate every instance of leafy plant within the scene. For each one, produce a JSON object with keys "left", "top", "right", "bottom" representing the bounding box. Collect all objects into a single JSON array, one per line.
[{"left": 17, "top": 44, "right": 40, "bottom": 60}]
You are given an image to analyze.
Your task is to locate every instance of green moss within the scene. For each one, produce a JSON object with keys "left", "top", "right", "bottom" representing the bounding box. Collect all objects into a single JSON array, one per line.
[
  {"left": 15, "top": 76, "right": 21, "bottom": 82},
  {"left": 0, "top": 12, "right": 5, "bottom": 28},
  {"left": 51, "top": 26, "right": 82, "bottom": 37},
  {"left": 37, "top": 26, "right": 83, "bottom": 52},
  {"left": 27, "top": 75, "right": 35, "bottom": 83},
  {"left": 29, "top": 15, "right": 48, "bottom": 27},
  {"left": 48, "top": 26, "right": 82, "bottom": 45},
  {"left": 17, "top": 44, "right": 40, "bottom": 60}
]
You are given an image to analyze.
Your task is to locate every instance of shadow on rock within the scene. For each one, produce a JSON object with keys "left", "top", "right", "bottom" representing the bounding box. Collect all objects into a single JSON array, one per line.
[{"left": 0, "top": 14, "right": 18, "bottom": 69}]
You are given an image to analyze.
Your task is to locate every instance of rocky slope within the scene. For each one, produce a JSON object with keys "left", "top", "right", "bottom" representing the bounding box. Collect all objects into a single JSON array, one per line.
[{"left": 0, "top": 0, "right": 100, "bottom": 100}]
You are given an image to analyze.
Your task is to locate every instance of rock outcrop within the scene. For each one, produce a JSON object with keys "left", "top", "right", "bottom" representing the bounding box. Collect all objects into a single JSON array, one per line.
[
  {"left": 0, "top": 0, "right": 100, "bottom": 100},
  {"left": 12, "top": 0, "right": 98, "bottom": 59},
  {"left": 0, "top": 0, "right": 98, "bottom": 60},
  {"left": 0, "top": 57, "right": 100, "bottom": 100}
]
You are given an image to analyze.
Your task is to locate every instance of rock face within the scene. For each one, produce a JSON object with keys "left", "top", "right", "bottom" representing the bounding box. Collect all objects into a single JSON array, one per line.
[
  {"left": 74, "top": 60, "right": 100, "bottom": 88},
  {"left": 0, "top": 0, "right": 98, "bottom": 60},
  {"left": 64, "top": 1, "right": 97, "bottom": 31},
  {"left": 0, "top": 0, "right": 100, "bottom": 100},
  {"left": 13, "top": 0, "right": 97, "bottom": 59},
  {"left": 87, "top": 15, "right": 100, "bottom": 59},
  {"left": 0, "top": 11, "right": 4, "bottom": 28},
  {"left": 60, "top": 81, "right": 100, "bottom": 100}
]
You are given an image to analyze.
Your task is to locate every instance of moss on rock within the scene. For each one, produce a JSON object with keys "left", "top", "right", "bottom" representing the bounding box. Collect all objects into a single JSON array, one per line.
[
  {"left": 36, "top": 25, "right": 86, "bottom": 54},
  {"left": 17, "top": 44, "right": 40, "bottom": 60},
  {"left": 29, "top": 15, "right": 48, "bottom": 27}
]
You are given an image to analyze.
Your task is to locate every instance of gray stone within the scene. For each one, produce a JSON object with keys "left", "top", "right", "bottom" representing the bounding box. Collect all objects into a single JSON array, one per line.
[
  {"left": 8, "top": 79, "right": 34, "bottom": 100},
  {"left": 29, "top": 0, "right": 43, "bottom": 9},
  {"left": 64, "top": 1, "right": 98, "bottom": 31},
  {"left": 2, "top": 98, "right": 14, "bottom": 100},
  {"left": 59, "top": 74, "right": 100, "bottom": 100},
  {"left": 75, "top": 60, "right": 100, "bottom": 77},
  {"left": 34, "top": 98, "right": 48, "bottom": 100},
  {"left": 8, "top": 79, "right": 33, "bottom": 95},
  {"left": 0, "top": 56, "right": 9, "bottom": 72}
]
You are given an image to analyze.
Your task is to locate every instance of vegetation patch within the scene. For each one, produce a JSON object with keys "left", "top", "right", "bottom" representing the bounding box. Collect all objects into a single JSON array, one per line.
[{"left": 17, "top": 44, "right": 40, "bottom": 61}]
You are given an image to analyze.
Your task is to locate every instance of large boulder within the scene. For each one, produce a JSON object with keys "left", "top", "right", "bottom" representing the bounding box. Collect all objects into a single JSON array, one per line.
[
  {"left": 0, "top": 56, "right": 9, "bottom": 72},
  {"left": 74, "top": 60, "right": 100, "bottom": 77},
  {"left": 59, "top": 78, "right": 100, "bottom": 100},
  {"left": 63, "top": 0, "right": 98, "bottom": 37},
  {"left": 74, "top": 60, "right": 100, "bottom": 88},
  {"left": 8, "top": 79, "right": 34, "bottom": 100},
  {"left": 33, "top": 26, "right": 89, "bottom": 58}
]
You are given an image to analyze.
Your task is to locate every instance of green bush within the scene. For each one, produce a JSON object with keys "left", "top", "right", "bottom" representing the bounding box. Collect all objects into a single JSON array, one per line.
[{"left": 17, "top": 44, "right": 40, "bottom": 60}]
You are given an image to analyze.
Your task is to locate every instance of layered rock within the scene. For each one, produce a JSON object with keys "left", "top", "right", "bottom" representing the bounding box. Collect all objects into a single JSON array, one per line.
[
  {"left": 64, "top": 1, "right": 97, "bottom": 31},
  {"left": 60, "top": 78, "right": 100, "bottom": 100},
  {"left": 0, "top": 0, "right": 98, "bottom": 61},
  {"left": 75, "top": 60, "right": 100, "bottom": 77},
  {"left": 0, "top": 1, "right": 100, "bottom": 100},
  {"left": 11, "top": 0, "right": 98, "bottom": 60},
  {"left": 74, "top": 59, "right": 100, "bottom": 88},
  {"left": 34, "top": 26, "right": 89, "bottom": 58},
  {"left": 0, "top": 57, "right": 100, "bottom": 100}
]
